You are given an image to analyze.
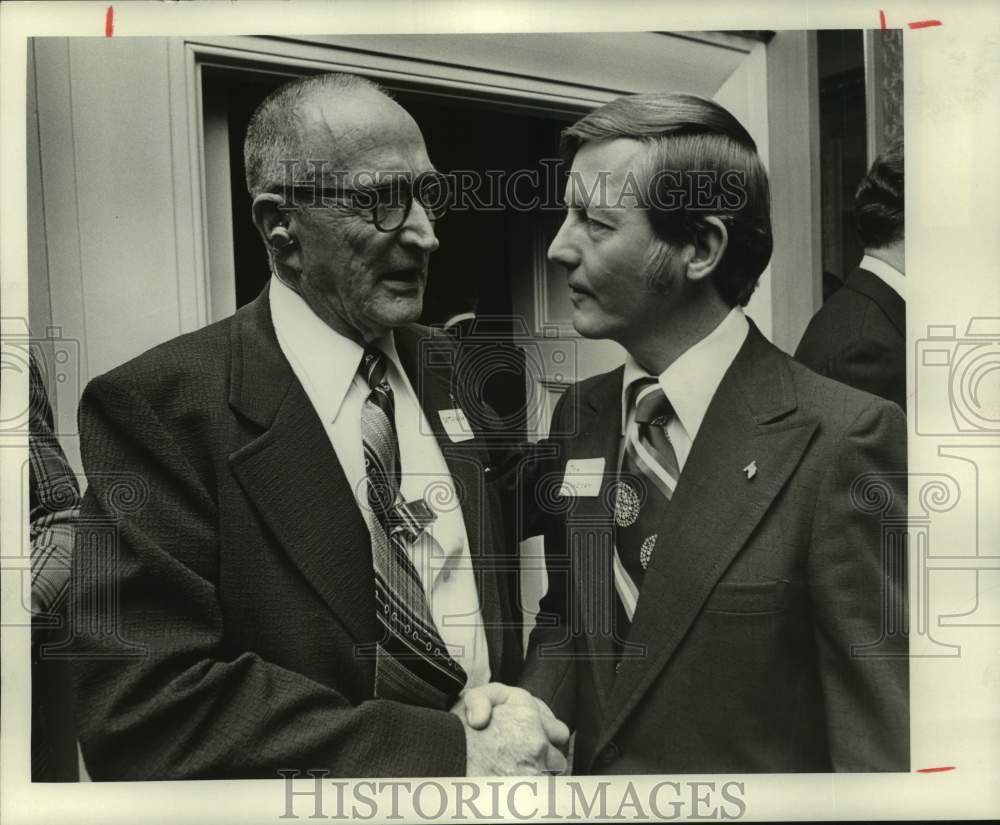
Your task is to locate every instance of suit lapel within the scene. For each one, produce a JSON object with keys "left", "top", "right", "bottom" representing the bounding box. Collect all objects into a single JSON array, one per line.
[
  {"left": 227, "top": 289, "right": 376, "bottom": 645},
  {"left": 394, "top": 326, "right": 505, "bottom": 676},
  {"left": 599, "top": 325, "right": 818, "bottom": 750}
]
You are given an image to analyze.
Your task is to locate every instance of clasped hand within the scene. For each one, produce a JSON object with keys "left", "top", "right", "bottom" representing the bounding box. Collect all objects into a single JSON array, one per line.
[{"left": 451, "top": 683, "right": 570, "bottom": 776}]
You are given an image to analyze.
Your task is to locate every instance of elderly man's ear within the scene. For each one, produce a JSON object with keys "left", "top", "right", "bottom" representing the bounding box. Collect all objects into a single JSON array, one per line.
[
  {"left": 682, "top": 215, "right": 729, "bottom": 284},
  {"left": 252, "top": 193, "right": 301, "bottom": 272}
]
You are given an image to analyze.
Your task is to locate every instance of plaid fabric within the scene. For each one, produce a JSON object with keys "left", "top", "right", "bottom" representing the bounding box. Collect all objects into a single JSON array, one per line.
[
  {"left": 29, "top": 352, "right": 80, "bottom": 616},
  {"left": 29, "top": 352, "right": 82, "bottom": 781}
]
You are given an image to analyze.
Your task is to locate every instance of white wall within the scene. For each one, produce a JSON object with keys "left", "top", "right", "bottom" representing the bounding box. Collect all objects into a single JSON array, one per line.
[
  {"left": 30, "top": 37, "right": 205, "bottom": 472},
  {"left": 763, "top": 31, "right": 823, "bottom": 354},
  {"left": 714, "top": 39, "right": 774, "bottom": 340}
]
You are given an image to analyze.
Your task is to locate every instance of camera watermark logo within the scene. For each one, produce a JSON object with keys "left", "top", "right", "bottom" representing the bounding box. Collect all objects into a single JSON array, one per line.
[
  {"left": 0, "top": 316, "right": 81, "bottom": 438},
  {"left": 416, "top": 316, "right": 580, "bottom": 446},
  {"left": 909, "top": 317, "right": 1000, "bottom": 643},
  {"left": 915, "top": 318, "right": 1000, "bottom": 436},
  {"left": 4, "top": 466, "right": 151, "bottom": 659}
]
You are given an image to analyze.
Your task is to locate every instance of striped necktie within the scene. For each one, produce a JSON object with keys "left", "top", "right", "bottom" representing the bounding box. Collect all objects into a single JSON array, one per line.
[
  {"left": 359, "top": 347, "right": 467, "bottom": 709},
  {"left": 614, "top": 379, "right": 680, "bottom": 600}
]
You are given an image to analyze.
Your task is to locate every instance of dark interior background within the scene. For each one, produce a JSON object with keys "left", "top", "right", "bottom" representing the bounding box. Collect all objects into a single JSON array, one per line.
[
  {"left": 205, "top": 68, "right": 570, "bottom": 322},
  {"left": 817, "top": 30, "right": 869, "bottom": 300}
]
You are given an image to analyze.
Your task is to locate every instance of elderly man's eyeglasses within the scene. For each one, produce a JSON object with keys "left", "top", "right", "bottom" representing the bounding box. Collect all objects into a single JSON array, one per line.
[{"left": 285, "top": 172, "right": 450, "bottom": 233}]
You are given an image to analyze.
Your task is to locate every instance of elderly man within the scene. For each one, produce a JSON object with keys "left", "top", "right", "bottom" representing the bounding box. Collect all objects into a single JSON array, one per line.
[
  {"left": 466, "top": 92, "right": 908, "bottom": 774},
  {"left": 70, "top": 73, "right": 566, "bottom": 779}
]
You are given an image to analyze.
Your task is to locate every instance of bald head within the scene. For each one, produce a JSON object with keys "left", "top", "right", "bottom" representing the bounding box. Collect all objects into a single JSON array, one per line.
[{"left": 244, "top": 73, "right": 415, "bottom": 197}]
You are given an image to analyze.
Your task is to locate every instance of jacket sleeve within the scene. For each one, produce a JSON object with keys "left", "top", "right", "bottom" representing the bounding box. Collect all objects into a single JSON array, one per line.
[
  {"left": 28, "top": 352, "right": 81, "bottom": 619},
  {"left": 70, "top": 373, "right": 467, "bottom": 779},
  {"left": 808, "top": 397, "right": 909, "bottom": 771}
]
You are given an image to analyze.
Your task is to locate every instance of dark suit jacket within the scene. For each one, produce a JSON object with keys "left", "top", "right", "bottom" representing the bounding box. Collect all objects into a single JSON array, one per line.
[
  {"left": 795, "top": 266, "right": 906, "bottom": 410},
  {"left": 69, "top": 287, "right": 522, "bottom": 779},
  {"left": 520, "top": 322, "right": 909, "bottom": 774}
]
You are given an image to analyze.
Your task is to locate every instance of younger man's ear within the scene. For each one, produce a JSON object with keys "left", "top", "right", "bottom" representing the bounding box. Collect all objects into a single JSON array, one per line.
[{"left": 684, "top": 216, "right": 729, "bottom": 283}]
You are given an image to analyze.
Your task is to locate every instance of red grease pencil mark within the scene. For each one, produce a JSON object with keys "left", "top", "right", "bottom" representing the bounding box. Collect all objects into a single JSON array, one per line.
[
  {"left": 916, "top": 766, "right": 956, "bottom": 773},
  {"left": 105, "top": 6, "right": 114, "bottom": 37},
  {"left": 880, "top": 10, "right": 943, "bottom": 31}
]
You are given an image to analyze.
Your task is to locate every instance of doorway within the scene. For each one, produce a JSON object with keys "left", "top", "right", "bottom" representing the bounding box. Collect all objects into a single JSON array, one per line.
[
  {"left": 204, "top": 69, "right": 571, "bottom": 320},
  {"left": 203, "top": 66, "right": 578, "bottom": 445}
]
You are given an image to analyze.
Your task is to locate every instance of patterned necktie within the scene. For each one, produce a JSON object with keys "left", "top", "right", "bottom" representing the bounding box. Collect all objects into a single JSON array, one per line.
[
  {"left": 359, "top": 348, "right": 467, "bottom": 709},
  {"left": 614, "top": 379, "right": 681, "bottom": 595}
]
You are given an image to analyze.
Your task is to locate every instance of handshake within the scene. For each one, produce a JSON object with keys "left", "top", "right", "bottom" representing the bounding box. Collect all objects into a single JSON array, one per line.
[{"left": 451, "top": 683, "right": 571, "bottom": 776}]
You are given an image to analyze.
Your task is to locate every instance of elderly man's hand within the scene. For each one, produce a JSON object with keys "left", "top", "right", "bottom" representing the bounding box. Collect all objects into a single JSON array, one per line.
[{"left": 451, "top": 683, "right": 570, "bottom": 776}]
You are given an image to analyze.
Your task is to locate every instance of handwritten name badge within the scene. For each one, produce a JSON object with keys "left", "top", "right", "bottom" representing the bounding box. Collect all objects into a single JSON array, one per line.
[
  {"left": 438, "top": 408, "right": 475, "bottom": 443},
  {"left": 558, "top": 458, "right": 606, "bottom": 497}
]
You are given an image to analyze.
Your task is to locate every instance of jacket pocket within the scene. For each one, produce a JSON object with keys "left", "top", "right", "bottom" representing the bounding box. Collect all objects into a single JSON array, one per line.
[{"left": 703, "top": 579, "right": 789, "bottom": 614}]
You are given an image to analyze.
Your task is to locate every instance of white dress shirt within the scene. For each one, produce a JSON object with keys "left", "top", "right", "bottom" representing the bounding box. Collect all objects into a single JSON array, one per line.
[
  {"left": 619, "top": 306, "right": 751, "bottom": 472},
  {"left": 611, "top": 307, "right": 750, "bottom": 616},
  {"left": 859, "top": 254, "right": 906, "bottom": 300},
  {"left": 269, "top": 276, "right": 490, "bottom": 691}
]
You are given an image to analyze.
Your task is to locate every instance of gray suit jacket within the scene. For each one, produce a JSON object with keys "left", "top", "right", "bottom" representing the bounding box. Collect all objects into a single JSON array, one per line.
[{"left": 521, "top": 322, "right": 909, "bottom": 773}]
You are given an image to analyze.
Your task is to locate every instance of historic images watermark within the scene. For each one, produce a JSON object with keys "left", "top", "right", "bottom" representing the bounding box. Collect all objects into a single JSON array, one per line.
[
  {"left": 278, "top": 772, "right": 747, "bottom": 821},
  {"left": 274, "top": 159, "right": 751, "bottom": 215}
]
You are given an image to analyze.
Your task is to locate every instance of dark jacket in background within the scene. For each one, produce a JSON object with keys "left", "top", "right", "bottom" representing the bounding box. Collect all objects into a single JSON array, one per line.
[{"left": 795, "top": 266, "right": 906, "bottom": 410}]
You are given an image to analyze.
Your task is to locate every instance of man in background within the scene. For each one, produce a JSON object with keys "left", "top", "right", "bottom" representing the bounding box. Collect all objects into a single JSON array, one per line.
[{"left": 796, "top": 139, "right": 906, "bottom": 409}]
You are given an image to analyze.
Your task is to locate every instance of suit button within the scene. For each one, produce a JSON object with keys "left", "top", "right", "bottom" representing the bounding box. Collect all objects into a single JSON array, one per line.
[
  {"left": 614, "top": 661, "right": 623, "bottom": 674},
  {"left": 598, "top": 742, "right": 620, "bottom": 766}
]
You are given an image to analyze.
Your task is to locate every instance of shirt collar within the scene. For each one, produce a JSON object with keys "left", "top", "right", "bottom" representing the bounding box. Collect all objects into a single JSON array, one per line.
[
  {"left": 269, "top": 275, "right": 406, "bottom": 423},
  {"left": 860, "top": 254, "right": 906, "bottom": 300},
  {"left": 621, "top": 306, "right": 750, "bottom": 440}
]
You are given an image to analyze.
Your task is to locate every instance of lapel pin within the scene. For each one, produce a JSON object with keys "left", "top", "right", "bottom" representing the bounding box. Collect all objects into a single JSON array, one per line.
[{"left": 743, "top": 460, "right": 758, "bottom": 480}]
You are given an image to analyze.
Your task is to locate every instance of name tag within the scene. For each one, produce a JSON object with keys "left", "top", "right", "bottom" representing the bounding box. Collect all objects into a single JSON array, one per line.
[
  {"left": 558, "top": 458, "right": 605, "bottom": 497},
  {"left": 438, "top": 408, "right": 475, "bottom": 443}
]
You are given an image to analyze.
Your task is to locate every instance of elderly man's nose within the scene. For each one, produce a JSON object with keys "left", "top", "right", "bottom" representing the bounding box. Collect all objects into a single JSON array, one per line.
[{"left": 399, "top": 202, "right": 440, "bottom": 253}]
